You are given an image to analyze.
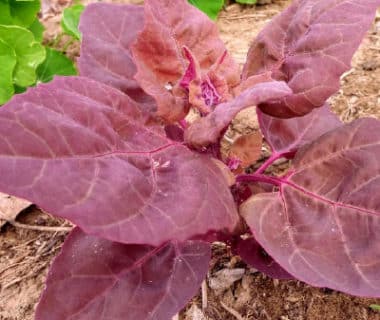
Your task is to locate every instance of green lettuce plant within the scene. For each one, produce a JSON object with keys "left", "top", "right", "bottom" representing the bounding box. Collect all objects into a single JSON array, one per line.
[
  {"left": 61, "top": 4, "right": 85, "bottom": 39},
  {"left": 0, "top": 0, "right": 76, "bottom": 104}
]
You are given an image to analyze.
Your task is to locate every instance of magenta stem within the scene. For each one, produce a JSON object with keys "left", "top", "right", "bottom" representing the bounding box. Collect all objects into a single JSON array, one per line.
[
  {"left": 255, "top": 150, "right": 296, "bottom": 174},
  {"left": 255, "top": 152, "right": 282, "bottom": 174},
  {"left": 179, "top": 119, "right": 188, "bottom": 130},
  {"left": 236, "top": 173, "right": 283, "bottom": 187}
]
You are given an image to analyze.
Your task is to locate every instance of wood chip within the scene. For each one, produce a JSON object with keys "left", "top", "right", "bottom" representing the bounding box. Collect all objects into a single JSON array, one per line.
[
  {"left": 0, "top": 192, "right": 31, "bottom": 228},
  {"left": 185, "top": 305, "right": 207, "bottom": 320},
  {"left": 209, "top": 268, "right": 245, "bottom": 294}
]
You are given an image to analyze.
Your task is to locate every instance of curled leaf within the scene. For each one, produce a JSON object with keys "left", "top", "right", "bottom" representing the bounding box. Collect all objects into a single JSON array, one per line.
[
  {"left": 185, "top": 81, "right": 292, "bottom": 148},
  {"left": 131, "top": 0, "right": 239, "bottom": 122}
]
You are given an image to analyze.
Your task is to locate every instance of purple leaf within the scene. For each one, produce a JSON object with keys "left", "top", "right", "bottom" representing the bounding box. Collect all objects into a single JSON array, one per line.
[
  {"left": 0, "top": 77, "right": 239, "bottom": 246},
  {"left": 241, "top": 118, "right": 380, "bottom": 296},
  {"left": 131, "top": 0, "right": 240, "bottom": 122},
  {"left": 78, "top": 3, "right": 154, "bottom": 107},
  {"left": 237, "top": 237, "right": 293, "bottom": 280},
  {"left": 35, "top": 228, "right": 211, "bottom": 320},
  {"left": 165, "top": 124, "right": 184, "bottom": 142},
  {"left": 243, "top": 0, "right": 380, "bottom": 118},
  {"left": 258, "top": 103, "right": 342, "bottom": 155},
  {"left": 185, "top": 81, "right": 292, "bottom": 148}
]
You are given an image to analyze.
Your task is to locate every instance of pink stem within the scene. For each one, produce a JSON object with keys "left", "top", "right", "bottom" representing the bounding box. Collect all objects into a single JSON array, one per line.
[
  {"left": 236, "top": 173, "right": 283, "bottom": 187},
  {"left": 237, "top": 172, "right": 380, "bottom": 217},
  {"left": 255, "top": 153, "right": 281, "bottom": 174},
  {"left": 255, "top": 150, "right": 296, "bottom": 174},
  {"left": 178, "top": 119, "right": 188, "bottom": 130}
]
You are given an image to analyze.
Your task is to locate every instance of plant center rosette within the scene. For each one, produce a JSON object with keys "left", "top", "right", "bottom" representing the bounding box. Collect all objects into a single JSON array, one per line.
[{"left": 0, "top": 0, "right": 379, "bottom": 319}]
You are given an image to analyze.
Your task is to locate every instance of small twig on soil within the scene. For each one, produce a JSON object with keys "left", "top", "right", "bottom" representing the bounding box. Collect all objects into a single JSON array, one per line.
[
  {"left": 224, "top": 13, "right": 268, "bottom": 20},
  {"left": 0, "top": 238, "right": 63, "bottom": 279},
  {"left": 0, "top": 260, "right": 30, "bottom": 276},
  {"left": 8, "top": 220, "right": 72, "bottom": 232},
  {"left": 306, "top": 296, "right": 315, "bottom": 316},
  {"left": 12, "top": 235, "right": 41, "bottom": 250},
  {"left": 223, "top": 135, "right": 235, "bottom": 144},
  {"left": 2, "top": 263, "right": 46, "bottom": 290},
  {"left": 40, "top": 244, "right": 63, "bottom": 258},
  {"left": 340, "top": 69, "right": 355, "bottom": 80},
  {"left": 201, "top": 280, "right": 208, "bottom": 310},
  {"left": 220, "top": 301, "right": 245, "bottom": 320}
]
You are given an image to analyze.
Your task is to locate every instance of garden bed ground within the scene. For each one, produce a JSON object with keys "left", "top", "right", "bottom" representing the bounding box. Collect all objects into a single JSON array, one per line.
[{"left": 0, "top": 1, "right": 380, "bottom": 319}]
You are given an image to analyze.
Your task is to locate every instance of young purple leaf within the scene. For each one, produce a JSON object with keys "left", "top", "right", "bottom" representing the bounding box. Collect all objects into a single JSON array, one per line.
[
  {"left": 35, "top": 228, "right": 211, "bottom": 320},
  {"left": 258, "top": 103, "right": 342, "bottom": 155},
  {"left": 0, "top": 77, "right": 239, "bottom": 246},
  {"left": 131, "top": 0, "right": 239, "bottom": 122},
  {"left": 241, "top": 118, "right": 380, "bottom": 297},
  {"left": 78, "top": 3, "right": 154, "bottom": 108},
  {"left": 243, "top": 0, "right": 380, "bottom": 118},
  {"left": 237, "top": 237, "right": 293, "bottom": 280},
  {"left": 185, "top": 81, "right": 292, "bottom": 148},
  {"left": 165, "top": 124, "right": 185, "bottom": 142}
]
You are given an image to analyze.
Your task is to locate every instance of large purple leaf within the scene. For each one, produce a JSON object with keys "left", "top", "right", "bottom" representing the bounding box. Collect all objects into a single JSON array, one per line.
[
  {"left": 78, "top": 3, "right": 154, "bottom": 107},
  {"left": 131, "top": 0, "right": 239, "bottom": 122},
  {"left": 241, "top": 118, "right": 380, "bottom": 296},
  {"left": 185, "top": 81, "right": 292, "bottom": 148},
  {"left": 242, "top": 0, "right": 380, "bottom": 118},
  {"left": 35, "top": 228, "right": 211, "bottom": 320},
  {"left": 258, "top": 103, "right": 342, "bottom": 155},
  {"left": 237, "top": 237, "right": 293, "bottom": 280},
  {"left": 0, "top": 77, "right": 239, "bottom": 246}
]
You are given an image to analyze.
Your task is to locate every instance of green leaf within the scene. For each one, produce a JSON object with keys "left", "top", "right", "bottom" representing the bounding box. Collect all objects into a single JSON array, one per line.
[
  {"left": 188, "top": 0, "right": 224, "bottom": 20},
  {"left": 0, "top": 2, "right": 13, "bottom": 25},
  {"left": 10, "top": 0, "right": 40, "bottom": 27},
  {"left": 370, "top": 304, "right": 380, "bottom": 312},
  {"left": 0, "top": 0, "right": 40, "bottom": 27},
  {"left": 37, "top": 48, "right": 77, "bottom": 83},
  {"left": 28, "top": 18, "right": 44, "bottom": 42},
  {"left": 0, "top": 39, "right": 17, "bottom": 104},
  {"left": 61, "top": 4, "right": 85, "bottom": 39},
  {"left": 0, "top": 25, "right": 45, "bottom": 87},
  {"left": 235, "top": 0, "right": 257, "bottom": 4},
  {"left": 14, "top": 85, "right": 26, "bottom": 94}
]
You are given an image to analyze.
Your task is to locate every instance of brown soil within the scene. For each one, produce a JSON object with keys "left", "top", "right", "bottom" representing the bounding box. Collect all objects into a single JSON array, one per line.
[{"left": 1, "top": 1, "right": 380, "bottom": 320}]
